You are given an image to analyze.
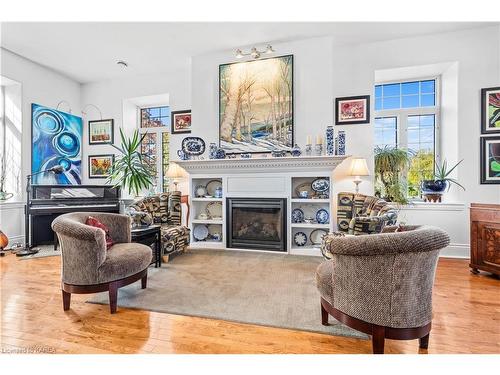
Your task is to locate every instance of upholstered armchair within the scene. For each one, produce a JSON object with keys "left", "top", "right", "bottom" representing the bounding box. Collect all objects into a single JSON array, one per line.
[
  {"left": 337, "top": 192, "right": 398, "bottom": 235},
  {"left": 52, "top": 212, "right": 153, "bottom": 314},
  {"left": 128, "top": 191, "right": 190, "bottom": 258},
  {"left": 317, "top": 225, "right": 450, "bottom": 353}
]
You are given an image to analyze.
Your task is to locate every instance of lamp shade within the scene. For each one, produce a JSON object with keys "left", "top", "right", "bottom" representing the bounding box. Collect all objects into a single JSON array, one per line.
[
  {"left": 349, "top": 158, "right": 369, "bottom": 176},
  {"left": 166, "top": 162, "right": 185, "bottom": 179}
]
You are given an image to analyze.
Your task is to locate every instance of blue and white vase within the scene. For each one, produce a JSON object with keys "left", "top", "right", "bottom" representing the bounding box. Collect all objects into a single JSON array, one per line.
[
  {"left": 209, "top": 143, "right": 217, "bottom": 159},
  {"left": 337, "top": 130, "right": 346, "bottom": 155},
  {"left": 215, "top": 148, "right": 226, "bottom": 159},
  {"left": 325, "top": 126, "right": 335, "bottom": 156},
  {"left": 291, "top": 144, "right": 302, "bottom": 157}
]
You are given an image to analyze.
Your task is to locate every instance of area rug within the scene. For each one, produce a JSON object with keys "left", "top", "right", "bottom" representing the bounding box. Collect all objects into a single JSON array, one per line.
[
  {"left": 88, "top": 249, "right": 367, "bottom": 339},
  {"left": 17, "top": 245, "right": 61, "bottom": 260}
]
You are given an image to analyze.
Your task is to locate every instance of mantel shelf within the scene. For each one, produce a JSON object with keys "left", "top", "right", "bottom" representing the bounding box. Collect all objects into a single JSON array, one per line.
[{"left": 176, "top": 155, "right": 350, "bottom": 174}]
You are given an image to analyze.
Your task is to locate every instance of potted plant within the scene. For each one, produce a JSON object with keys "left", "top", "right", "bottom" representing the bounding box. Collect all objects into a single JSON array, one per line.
[
  {"left": 374, "top": 146, "right": 413, "bottom": 205},
  {"left": 420, "top": 159, "right": 465, "bottom": 202},
  {"left": 107, "top": 128, "right": 154, "bottom": 197}
]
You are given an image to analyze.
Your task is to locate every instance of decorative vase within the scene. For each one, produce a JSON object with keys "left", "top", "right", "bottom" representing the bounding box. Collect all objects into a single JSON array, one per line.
[
  {"left": 420, "top": 180, "right": 449, "bottom": 202},
  {"left": 240, "top": 153, "right": 252, "bottom": 159},
  {"left": 337, "top": 131, "right": 346, "bottom": 155},
  {"left": 177, "top": 149, "right": 190, "bottom": 160},
  {"left": 325, "top": 126, "right": 335, "bottom": 156},
  {"left": 209, "top": 143, "right": 217, "bottom": 159},
  {"left": 0, "top": 230, "right": 8, "bottom": 251},
  {"left": 291, "top": 144, "right": 302, "bottom": 157},
  {"left": 305, "top": 144, "right": 312, "bottom": 156},
  {"left": 215, "top": 186, "right": 223, "bottom": 198},
  {"left": 215, "top": 148, "right": 226, "bottom": 159}
]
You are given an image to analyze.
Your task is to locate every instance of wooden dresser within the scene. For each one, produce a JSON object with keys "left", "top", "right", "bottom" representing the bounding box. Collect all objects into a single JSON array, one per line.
[{"left": 470, "top": 203, "right": 500, "bottom": 276}]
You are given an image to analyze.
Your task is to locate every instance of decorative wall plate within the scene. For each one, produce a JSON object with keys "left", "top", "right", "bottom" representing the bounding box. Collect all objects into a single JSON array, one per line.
[
  {"left": 206, "top": 180, "right": 222, "bottom": 196},
  {"left": 291, "top": 208, "right": 305, "bottom": 223},
  {"left": 193, "top": 224, "right": 209, "bottom": 241},
  {"left": 293, "top": 232, "right": 308, "bottom": 247},
  {"left": 310, "top": 229, "right": 328, "bottom": 245},
  {"left": 294, "top": 182, "right": 315, "bottom": 198},
  {"left": 207, "top": 224, "right": 222, "bottom": 237},
  {"left": 182, "top": 137, "right": 206, "bottom": 156},
  {"left": 311, "top": 178, "right": 330, "bottom": 193},
  {"left": 206, "top": 201, "right": 223, "bottom": 218},
  {"left": 316, "top": 208, "right": 329, "bottom": 224},
  {"left": 195, "top": 185, "right": 207, "bottom": 197}
]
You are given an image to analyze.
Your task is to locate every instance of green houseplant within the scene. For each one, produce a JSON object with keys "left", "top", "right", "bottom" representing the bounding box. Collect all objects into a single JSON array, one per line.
[
  {"left": 107, "top": 128, "right": 153, "bottom": 197},
  {"left": 420, "top": 159, "right": 465, "bottom": 202},
  {"left": 374, "top": 146, "right": 413, "bottom": 205}
]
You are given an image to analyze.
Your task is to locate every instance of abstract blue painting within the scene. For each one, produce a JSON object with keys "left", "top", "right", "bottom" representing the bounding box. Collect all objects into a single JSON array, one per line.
[{"left": 31, "top": 103, "right": 82, "bottom": 185}]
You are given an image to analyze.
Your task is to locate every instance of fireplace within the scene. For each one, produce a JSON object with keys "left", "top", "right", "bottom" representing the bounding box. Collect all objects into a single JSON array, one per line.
[{"left": 227, "top": 198, "right": 287, "bottom": 252}]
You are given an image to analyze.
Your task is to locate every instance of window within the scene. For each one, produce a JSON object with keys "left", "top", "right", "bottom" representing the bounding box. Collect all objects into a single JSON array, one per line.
[
  {"left": 139, "top": 106, "right": 171, "bottom": 193},
  {"left": 374, "top": 79, "right": 439, "bottom": 198}
]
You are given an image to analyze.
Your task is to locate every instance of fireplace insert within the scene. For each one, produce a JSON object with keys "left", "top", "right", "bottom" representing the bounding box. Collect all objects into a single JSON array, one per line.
[{"left": 226, "top": 197, "right": 287, "bottom": 252}]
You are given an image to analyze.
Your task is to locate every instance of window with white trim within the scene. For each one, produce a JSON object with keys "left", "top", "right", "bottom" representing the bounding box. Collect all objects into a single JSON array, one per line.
[
  {"left": 138, "top": 106, "right": 171, "bottom": 193},
  {"left": 374, "top": 78, "right": 440, "bottom": 198}
]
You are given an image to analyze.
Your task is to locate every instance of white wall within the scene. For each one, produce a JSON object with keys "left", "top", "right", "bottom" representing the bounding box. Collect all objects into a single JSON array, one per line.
[
  {"left": 80, "top": 66, "right": 191, "bottom": 185},
  {"left": 0, "top": 48, "right": 82, "bottom": 243}
]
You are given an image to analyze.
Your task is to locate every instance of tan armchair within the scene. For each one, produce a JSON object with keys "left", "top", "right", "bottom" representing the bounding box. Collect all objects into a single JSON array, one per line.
[
  {"left": 317, "top": 225, "right": 450, "bottom": 353},
  {"left": 52, "top": 212, "right": 152, "bottom": 314}
]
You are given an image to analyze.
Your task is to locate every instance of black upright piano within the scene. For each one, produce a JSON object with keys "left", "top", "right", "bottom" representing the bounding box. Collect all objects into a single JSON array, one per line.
[{"left": 27, "top": 185, "right": 120, "bottom": 246}]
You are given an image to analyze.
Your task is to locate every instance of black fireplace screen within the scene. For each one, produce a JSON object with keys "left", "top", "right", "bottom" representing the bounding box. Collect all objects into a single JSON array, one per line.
[{"left": 227, "top": 198, "right": 286, "bottom": 252}]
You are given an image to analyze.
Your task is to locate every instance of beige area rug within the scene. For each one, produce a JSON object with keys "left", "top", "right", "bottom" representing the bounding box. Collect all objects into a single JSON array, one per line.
[{"left": 88, "top": 249, "right": 368, "bottom": 339}]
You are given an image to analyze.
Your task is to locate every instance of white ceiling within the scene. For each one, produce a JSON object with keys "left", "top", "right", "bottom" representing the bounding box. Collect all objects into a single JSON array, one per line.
[{"left": 0, "top": 22, "right": 494, "bottom": 84}]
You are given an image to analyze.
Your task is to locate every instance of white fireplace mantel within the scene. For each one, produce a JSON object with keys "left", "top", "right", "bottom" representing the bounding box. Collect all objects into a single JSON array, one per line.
[{"left": 176, "top": 155, "right": 350, "bottom": 174}]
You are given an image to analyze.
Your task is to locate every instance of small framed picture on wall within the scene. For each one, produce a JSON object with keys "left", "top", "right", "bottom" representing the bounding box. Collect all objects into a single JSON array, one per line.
[
  {"left": 171, "top": 110, "right": 192, "bottom": 134},
  {"left": 480, "top": 136, "right": 500, "bottom": 184},
  {"left": 88, "top": 119, "right": 114, "bottom": 145},
  {"left": 335, "top": 95, "right": 370, "bottom": 125},
  {"left": 481, "top": 87, "right": 500, "bottom": 134},
  {"left": 88, "top": 154, "right": 114, "bottom": 179}
]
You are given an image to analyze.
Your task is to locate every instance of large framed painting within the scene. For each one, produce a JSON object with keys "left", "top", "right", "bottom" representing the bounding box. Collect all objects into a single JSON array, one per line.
[
  {"left": 171, "top": 110, "right": 192, "bottom": 134},
  {"left": 89, "top": 119, "right": 114, "bottom": 144},
  {"left": 481, "top": 87, "right": 500, "bottom": 134},
  {"left": 335, "top": 95, "right": 370, "bottom": 125},
  {"left": 219, "top": 55, "right": 293, "bottom": 154},
  {"left": 31, "top": 103, "right": 82, "bottom": 185},
  {"left": 481, "top": 136, "right": 500, "bottom": 184},
  {"left": 88, "top": 154, "right": 114, "bottom": 179}
]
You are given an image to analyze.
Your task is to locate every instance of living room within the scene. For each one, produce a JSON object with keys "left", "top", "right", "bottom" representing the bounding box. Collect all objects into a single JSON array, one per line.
[{"left": 1, "top": 1, "right": 499, "bottom": 372}]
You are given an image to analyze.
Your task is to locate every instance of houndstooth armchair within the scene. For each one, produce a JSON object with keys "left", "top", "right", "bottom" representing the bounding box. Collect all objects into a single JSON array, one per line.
[
  {"left": 317, "top": 225, "right": 450, "bottom": 353},
  {"left": 129, "top": 191, "right": 190, "bottom": 257}
]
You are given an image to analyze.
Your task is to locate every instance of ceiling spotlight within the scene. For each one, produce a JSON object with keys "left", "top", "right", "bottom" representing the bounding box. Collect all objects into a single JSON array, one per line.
[
  {"left": 235, "top": 45, "right": 274, "bottom": 60},
  {"left": 116, "top": 60, "right": 128, "bottom": 69}
]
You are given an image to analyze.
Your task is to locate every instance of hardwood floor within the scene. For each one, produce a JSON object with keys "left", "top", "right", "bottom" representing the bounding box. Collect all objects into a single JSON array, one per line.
[{"left": 1, "top": 253, "right": 499, "bottom": 354}]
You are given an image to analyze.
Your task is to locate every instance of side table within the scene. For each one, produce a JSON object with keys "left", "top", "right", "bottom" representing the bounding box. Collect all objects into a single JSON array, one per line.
[{"left": 131, "top": 225, "right": 161, "bottom": 268}]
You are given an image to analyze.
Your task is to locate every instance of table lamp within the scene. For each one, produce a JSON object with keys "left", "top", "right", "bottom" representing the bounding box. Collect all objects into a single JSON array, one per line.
[
  {"left": 349, "top": 158, "right": 369, "bottom": 193},
  {"left": 166, "top": 162, "right": 185, "bottom": 192}
]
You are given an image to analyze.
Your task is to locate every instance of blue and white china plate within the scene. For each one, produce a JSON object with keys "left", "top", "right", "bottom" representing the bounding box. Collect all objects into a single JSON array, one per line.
[
  {"left": 193, "top": 224, "right": 209, "bottom": 241},
  {"left": 293, "top": 232, "right": 308, "bottom": 247},
  {"left": 182, "top": 137, "right": 206, "bottom": 156},
  {"left": 291, "top": 208, "right": 305, "bottom": 223},
  {"left": 310, "top": 229, "right": 328, "bottom": 245},
  {"left": 195, "top": 185, "right": 207, "bottom": 197},
  {"left": 316, "top": 208, "right": 329, "bottom": 224},
  {"left": 311, "top": 178, "right": 330, "bottom": 193}
]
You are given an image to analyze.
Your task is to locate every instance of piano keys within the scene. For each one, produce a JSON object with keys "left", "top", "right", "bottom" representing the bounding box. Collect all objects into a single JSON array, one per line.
[{"left": 27, "top": 185, "right": 121, "bottom": 246}]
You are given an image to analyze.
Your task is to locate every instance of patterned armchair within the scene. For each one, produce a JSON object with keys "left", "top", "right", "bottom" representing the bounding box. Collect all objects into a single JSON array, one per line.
[
  {"left": 336, "top": 192, "right": 398, "bottom": 235},
  {"left": 129, "top": 191, "right": 190, "bottom": 257}
]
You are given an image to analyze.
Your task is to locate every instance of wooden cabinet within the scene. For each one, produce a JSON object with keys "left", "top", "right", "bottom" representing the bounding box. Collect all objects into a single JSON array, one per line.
[{"left": 470, "top": 203, "right": 500, "bottom": 276}]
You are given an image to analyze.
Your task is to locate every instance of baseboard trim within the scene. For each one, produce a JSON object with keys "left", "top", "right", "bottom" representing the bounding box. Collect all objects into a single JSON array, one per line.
[
  {"left": 6, "top": 235, "right": 24, "bottom": 245},
  {"left": 440, "top": 243, "right": 469, "bottom": 259}
]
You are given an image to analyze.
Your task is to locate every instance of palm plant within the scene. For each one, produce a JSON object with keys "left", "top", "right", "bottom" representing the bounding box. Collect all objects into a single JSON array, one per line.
[
  {"left": 108, "top": 128, "right": 153, "bottom": 197},
  {"left": 374, "top": 146, "right": 413, "bottom": 204}
]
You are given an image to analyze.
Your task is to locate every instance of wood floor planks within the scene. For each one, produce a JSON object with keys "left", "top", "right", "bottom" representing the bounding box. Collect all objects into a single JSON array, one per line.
[{"left": 1, "top": 254, "right": 499, "bottom": 354}]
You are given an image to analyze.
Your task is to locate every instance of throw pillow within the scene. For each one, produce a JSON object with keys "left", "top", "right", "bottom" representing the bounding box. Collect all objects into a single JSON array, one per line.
[{"left": 86, "top": 216, "right": 114, "bottom": 249}]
